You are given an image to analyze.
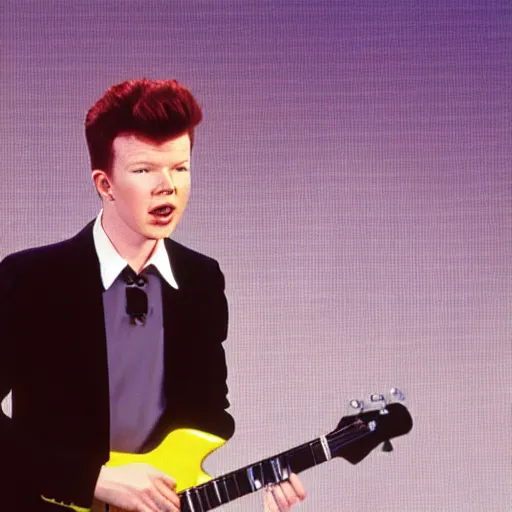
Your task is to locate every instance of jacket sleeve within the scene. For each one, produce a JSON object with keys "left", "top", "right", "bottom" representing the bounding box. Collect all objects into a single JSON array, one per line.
[
  {"left": 164, "top": 259, "right": 235, "bottom": 442},
  {"left": 192, "top": 261, "right": 235, "bottom": 439},
  {"left": 0, "top": 255, "right": 99, "bottom": 512},
  {"left": 0, "top": 255, "right": 19, "bottom": 508}
]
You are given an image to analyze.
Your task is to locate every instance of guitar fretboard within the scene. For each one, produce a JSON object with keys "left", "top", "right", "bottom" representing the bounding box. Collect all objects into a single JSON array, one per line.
[{"left": 178, "top": 419, "right": 369, "bottom": 512}]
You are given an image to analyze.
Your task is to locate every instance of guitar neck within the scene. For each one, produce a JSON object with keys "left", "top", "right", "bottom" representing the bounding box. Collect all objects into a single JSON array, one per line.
[{"left": 179, "top": 418, "right": 369, "bottom": 512}]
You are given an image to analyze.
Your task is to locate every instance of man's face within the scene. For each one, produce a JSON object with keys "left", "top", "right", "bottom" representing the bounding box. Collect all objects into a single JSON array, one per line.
[{"left": 104, "top": 132, "right": 191, "bottom": 242}]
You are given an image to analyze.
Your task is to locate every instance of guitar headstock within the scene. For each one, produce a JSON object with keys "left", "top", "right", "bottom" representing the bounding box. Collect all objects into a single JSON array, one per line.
[{"left": 328, "top": 388, "right": 413, "bottom": 464}]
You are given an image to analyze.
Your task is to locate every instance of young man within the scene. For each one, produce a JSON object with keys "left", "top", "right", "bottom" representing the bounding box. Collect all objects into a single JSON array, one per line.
[{"left": 0, "top": 79, "right": 305, "bottom": 511}]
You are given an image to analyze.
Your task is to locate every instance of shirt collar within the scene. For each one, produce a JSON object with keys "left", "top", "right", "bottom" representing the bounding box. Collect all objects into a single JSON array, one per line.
[{"left": 92, "top": 212, "right": 179, "bottom": 290}]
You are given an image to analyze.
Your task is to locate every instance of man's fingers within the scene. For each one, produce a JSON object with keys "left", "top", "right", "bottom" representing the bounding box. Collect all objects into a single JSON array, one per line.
[
  {"left": 153, "top": 477, "right": 181, "bottom": 509},
  {"left": 136, "top": 490, "right": 161, "bottom": 512},
  {"left": 148, "top": 467, "right": 176, "bottom": 488},
  {"left": 142, "top": 487, "right": 177, "bottom": 512},
  {"left": 279, "top": 481, "right": 300, "bottom": 506},
  {"left": 264, "top": 473, "right": 307, "bottom": 511},
  {"left": 276, "top": 473, "right": 307, "bottom": 506},
  {"left": 288, "top": 473, "right": 307, "bottom": 501},
  {"left": 94, "top": 463, "right": 181, "bottom": 511},
  {"left": 265, "top": 484, "right": 286, "bottom": 512}
]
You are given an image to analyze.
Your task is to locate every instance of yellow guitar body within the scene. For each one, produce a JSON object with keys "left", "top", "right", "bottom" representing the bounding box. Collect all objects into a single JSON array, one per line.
[{"left": 94, "top": 428, "right": 226, "bottom": 512}]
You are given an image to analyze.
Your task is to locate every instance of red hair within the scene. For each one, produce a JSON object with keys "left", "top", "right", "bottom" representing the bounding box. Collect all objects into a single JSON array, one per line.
[{"left": 85, "top": 78, "right": 202, "bottom": 173}]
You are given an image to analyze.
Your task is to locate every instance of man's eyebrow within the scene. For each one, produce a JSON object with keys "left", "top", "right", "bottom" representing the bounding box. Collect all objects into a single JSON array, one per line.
[
  {"left": 172, "top": 159, "right": 190, "bottom": 167},
  {"left": 124, "top": 155, "right": 155, "bottom": 166},
  {"left": 127, "top": 158, "right": 190, "bottom": 167},
  {"left": 128, "top": 161, "right": 152, "bottom": 167}
]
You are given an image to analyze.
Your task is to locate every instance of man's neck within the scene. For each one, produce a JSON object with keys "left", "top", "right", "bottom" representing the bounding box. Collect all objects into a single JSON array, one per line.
[{"left": 101, "top": 213, "right": 157, "bottom": 274}]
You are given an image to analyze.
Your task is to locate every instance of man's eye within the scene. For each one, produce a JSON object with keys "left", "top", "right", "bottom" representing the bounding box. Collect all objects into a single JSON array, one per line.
[
  {"left": 177, "top": 167, "right": 189, "bottom": 172},
  {"left": 134, "top": 168, "right": 148, "bottom": 173}
]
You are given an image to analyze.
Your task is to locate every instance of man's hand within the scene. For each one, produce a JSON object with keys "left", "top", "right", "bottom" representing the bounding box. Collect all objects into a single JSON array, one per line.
[
  {"left": 94, "top": 463, "right": 180, "bottom": 512},
  {"left": 264, "top": 473, "right": 307, "bottom": 512}
]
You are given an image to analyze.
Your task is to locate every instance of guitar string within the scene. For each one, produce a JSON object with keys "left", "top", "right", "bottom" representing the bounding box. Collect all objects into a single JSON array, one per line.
[{"left": 327, "top": 422, "right": 373, "bottom": 453}]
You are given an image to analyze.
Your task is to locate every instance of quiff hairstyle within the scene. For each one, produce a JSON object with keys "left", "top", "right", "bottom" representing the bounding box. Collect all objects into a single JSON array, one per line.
[{"left": 85, "top": 78, "right": 202, "bottom": 173}]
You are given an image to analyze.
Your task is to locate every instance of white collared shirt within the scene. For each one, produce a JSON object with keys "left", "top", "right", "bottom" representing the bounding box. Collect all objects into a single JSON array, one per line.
[{"left": 92, "top": 211, "right": 178, "bottom": 290}]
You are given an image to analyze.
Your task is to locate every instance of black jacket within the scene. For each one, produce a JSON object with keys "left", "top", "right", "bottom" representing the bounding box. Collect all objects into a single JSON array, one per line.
[{"left": 0, "top": 221, "right": 234, "bottom": 511}]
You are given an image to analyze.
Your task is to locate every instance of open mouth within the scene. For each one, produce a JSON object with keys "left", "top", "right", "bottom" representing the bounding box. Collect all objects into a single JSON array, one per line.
[{"left": 150, "top": 205, "right": 174, "bottom": 217}]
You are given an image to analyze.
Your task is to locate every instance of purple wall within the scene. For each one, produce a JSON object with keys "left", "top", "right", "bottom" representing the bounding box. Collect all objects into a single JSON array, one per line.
[{"left": 2, "top": 1, "right": 510, "bottom": 510}]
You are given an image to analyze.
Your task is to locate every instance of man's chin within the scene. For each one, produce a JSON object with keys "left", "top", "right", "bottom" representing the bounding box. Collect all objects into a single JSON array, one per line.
[{"left": 144, "top": 225, "right": 175, "bottom": 240}]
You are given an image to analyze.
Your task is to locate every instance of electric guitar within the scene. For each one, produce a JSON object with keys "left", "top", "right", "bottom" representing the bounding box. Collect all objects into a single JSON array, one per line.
[{"left": 95, "top": 391, "right": 413, "bottom": 511}]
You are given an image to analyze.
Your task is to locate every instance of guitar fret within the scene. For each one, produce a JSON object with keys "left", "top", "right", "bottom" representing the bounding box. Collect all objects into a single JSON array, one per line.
[
  {"left": 270, "top": 455, "right": 289, "bottom": 482},
  {"left": 212, "top": 479, "right": 222, "bottom": 505},
  {"left": 184, "top": 490, "right": 196, "bottom": 512},
  {"left": 248, "top": 460, "right": 268, "bottom": 491},
  {"left": 309, "top": 440, "right": 319, "bottom": 465},
  {"left": 197, "top": 486, "right": 208, "bottom": 512},
  {"left": 270, "top": 457, "right": 280, "bottom": 481},
  {"left": 222, "top": 475, "right": 230, "bottom": 501},
  {"left": 247, "top": 466, "right": 255, "bottom": 491},
  {"left": 201, "top": 484, "right": 212, "bottom": 510},
  {"left": 286, "top": 455, "right": 292, "bottom": 479},
  {"left": 232, "top": 472, "right": 241, "bottom": 497},
  {"left": 202, "top": 480, "right": 221, "bottom": 509}
]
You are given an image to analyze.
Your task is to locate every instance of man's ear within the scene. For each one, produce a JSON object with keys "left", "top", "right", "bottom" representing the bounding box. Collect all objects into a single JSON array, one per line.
[{"left": 92, "top": 170, "right": 114, "bottom": 202}]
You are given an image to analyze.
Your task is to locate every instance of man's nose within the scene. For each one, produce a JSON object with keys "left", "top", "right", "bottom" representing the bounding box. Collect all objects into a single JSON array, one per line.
[{"left": 155, "top": 170, "right": 176, "bottom": 195}]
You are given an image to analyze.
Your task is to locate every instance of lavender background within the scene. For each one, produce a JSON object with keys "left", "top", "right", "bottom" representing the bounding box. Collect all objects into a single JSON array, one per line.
[{"left": 1, "top": 1, "right": 511, "bottom": 510}]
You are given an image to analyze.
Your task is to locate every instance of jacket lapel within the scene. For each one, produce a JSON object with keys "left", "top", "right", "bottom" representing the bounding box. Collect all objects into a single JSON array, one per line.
[{"left": 65, "top": 222, "right": 111, "bottom": 449}]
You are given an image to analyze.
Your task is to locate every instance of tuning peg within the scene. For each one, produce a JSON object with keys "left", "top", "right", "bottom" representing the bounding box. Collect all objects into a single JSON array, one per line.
[
  {"left": 390, "top": 388, "right": 405, "bottom": 401},
  {"left": 349, "top": 399, "right": 364, "bottom": 412},
  {"left": 370, "top": 393, "right": 389, "bottom": 415}
]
